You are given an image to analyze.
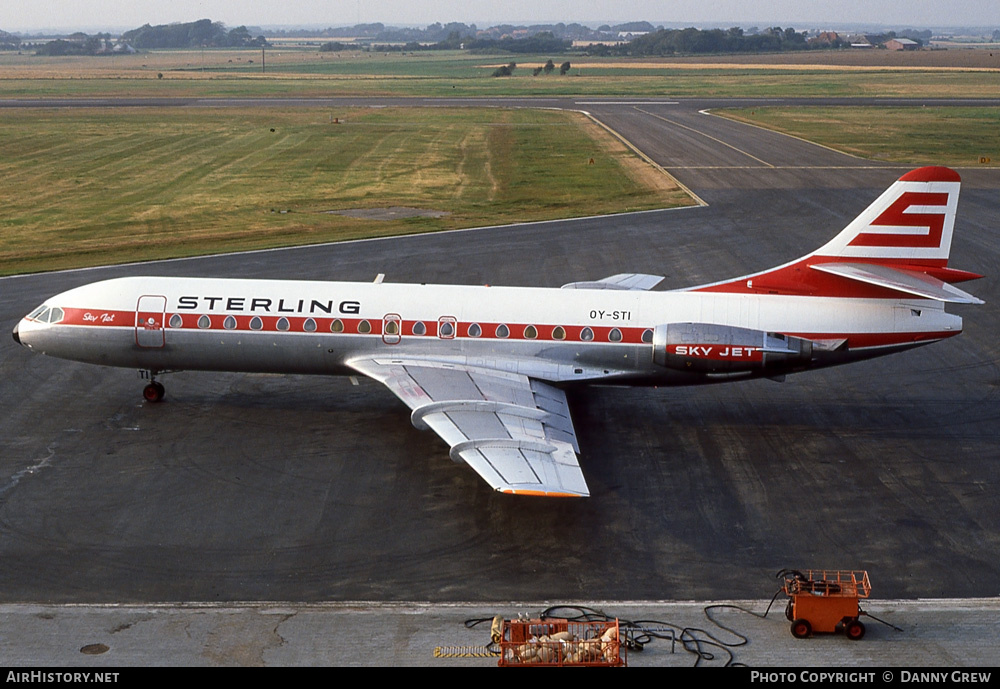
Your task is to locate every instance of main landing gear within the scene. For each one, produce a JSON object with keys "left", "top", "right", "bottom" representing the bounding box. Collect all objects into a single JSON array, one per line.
[{"left": 139, "top": 370, "right": 165, "bottom": 403}]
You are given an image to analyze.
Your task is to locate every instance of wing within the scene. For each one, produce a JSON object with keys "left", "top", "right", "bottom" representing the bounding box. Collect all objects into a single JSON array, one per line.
[
  {"left": 561, "top": 273, "right": 664, "bottom": 291},
  {"left": 347, "top": 357, "right": 589, "bottom": 497}
]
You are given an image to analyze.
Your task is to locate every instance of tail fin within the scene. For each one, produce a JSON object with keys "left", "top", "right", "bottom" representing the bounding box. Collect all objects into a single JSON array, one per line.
[
  {"left": 693, "top": 166, "right": 983, "bottom": 303},
  {"left": 814, "top": 165, "right": 961, "bottom": 264}
]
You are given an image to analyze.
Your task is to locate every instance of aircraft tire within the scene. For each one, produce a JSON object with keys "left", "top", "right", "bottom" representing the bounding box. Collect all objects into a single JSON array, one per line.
[{"left": 143, "top": 382, "right": 165, "bottom": 403}]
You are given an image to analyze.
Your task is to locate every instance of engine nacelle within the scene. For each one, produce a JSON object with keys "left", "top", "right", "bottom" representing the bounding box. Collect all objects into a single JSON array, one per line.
[{"left": 652, "top": 323, "right": 813, "bottom": 374}]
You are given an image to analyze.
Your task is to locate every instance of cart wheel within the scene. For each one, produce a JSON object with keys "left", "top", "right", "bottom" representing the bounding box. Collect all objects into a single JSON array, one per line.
[
  {"left": 785, "top": 601, "right": 794, "bottom": 621},
  {"left": 845, "top": 620, "right": 866, "bottom": 641},
  {"left": 791, "top": 619, "right": 812, "bottom": 639}
]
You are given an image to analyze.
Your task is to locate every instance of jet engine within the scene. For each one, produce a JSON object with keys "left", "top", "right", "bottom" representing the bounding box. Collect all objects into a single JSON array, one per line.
[{"left": 652, "top": 323, "right": 813, "bottom": 373}]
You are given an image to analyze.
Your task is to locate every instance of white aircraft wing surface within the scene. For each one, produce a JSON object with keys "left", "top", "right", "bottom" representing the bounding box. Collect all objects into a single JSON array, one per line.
[
  {"left": 348, "top": 358, "right": 589, "bottom": 497},
  {"left": 561, "top": 272, "right": 664, "bottom": 291}
]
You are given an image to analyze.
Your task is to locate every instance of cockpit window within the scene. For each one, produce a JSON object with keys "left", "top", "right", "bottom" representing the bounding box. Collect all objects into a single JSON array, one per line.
[{"left": 28, "top": 306, "right": 65, "bottom": 324}]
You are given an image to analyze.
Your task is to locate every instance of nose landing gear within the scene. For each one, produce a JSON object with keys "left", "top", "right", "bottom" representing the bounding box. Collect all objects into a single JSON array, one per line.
[
  {"left": 139, "top": 370, "right": 166, "bottom": 403},
  {"left": 143, "top": 380, "right": 165, "bottom": 403}
]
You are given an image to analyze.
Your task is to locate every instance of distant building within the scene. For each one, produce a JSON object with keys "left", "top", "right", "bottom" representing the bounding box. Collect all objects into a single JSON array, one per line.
[
  {"left": 886, "top": 38, "right": 919, "bottom": 51},
  {"left": 808, "top": 31, "right": 840, "bottom": 47}
]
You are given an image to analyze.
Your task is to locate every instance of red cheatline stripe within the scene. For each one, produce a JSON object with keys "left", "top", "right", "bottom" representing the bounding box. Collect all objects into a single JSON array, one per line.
[{"left": 56, "top": 308, "right": 653, "bottom": 344}]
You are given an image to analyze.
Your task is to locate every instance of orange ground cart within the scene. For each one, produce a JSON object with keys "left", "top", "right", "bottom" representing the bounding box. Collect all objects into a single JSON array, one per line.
[
  {"left": 782, "top": 569, "right": 871, "bottom": 640},
  {"left": 498, "top": 618, "right": 625, "bottom": 667}
]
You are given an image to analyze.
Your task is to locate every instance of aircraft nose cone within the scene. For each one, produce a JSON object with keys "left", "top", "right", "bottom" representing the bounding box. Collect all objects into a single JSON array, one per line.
[{"left": 12, "top": 323, "right": 21, "bottom": 345}]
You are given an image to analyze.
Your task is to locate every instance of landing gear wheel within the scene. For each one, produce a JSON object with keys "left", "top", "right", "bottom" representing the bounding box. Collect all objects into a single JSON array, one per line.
[
  {"left": 143, "top": 381, "right": 165, "bottom": 403},
  {"left": 791, "top": 619, "right": 812, "bottom": 639},
  {"left": 845, "top": 619, "right": 866, "bottom": 641}
]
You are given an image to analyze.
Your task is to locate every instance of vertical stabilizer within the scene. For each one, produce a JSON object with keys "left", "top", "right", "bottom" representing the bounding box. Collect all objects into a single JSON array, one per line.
[
  {"left": 813, "top": 166, "right": 961, "bottom": 266},
  {"left": 692, "top": 167, "right": 982, "bottom": 300}
]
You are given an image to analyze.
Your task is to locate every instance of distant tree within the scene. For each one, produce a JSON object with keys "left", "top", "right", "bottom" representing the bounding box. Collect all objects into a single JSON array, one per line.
[
  {"left": 35, "top": 33, "right": 112, "bottom": 56},
  {"left": 121, "top": 19, "right": 267, "bottom": 49},
  {"left": 437, "top": 30, "right": 466, "bottom": 49},
  {"left": 543, "top": 58, "right": 555, "bottom": 74},
  {"left": 0, "top": 30, "right": 19, "bottom": 50},
  {"left": 559, "top": 61, "right": 571, "bottom": 75}
]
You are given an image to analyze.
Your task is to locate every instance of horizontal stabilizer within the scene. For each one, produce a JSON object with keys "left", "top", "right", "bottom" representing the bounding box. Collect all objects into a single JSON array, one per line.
[
  {"left": 810, "top": 262, "right": 984, "bottom": 304},
  {"left": 562, "top": 273, "right": 664, "bottom": 291}
]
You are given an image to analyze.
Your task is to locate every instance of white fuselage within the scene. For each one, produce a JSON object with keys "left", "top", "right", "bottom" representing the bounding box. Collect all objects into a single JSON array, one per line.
[{"left": 14, "top": 275, "right": 962, "bottom": 386}]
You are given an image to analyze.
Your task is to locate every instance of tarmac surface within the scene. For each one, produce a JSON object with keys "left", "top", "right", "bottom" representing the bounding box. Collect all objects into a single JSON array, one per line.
[
  {"left": 2, "top": 599, "right": 999, "bottom": 667},
  {"left": 1, "top": 97, "right": 999, "bottom": 666}
]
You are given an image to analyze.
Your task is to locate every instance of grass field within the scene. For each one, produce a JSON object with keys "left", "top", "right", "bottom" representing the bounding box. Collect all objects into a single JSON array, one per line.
[
  {"left": 717, "top": 106, "right": 1000, "bottom": 165},
  {"left": 2, "top": 47, "right": 1000, "bottom": 98},
  {"left": 0, "top": 106, "right": 691, "bottom": 275},
  {"left": 3, "top": 47, "right": 998, "bottom": 275}
]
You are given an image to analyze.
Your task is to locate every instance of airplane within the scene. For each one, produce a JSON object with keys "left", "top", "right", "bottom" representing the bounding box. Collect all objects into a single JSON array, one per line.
[{"left": 12, "top": 166, "right": 983, "bottom": 498}]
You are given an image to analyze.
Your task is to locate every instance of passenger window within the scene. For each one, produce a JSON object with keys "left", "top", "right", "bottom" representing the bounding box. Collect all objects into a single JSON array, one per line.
[
  {"left": 580, "top": 327, "right": 594, "bottom": 341},
  {"left": 552, "top": 326, "right": 566, "bottom": 340},
  {"left": 496, "top": 324, "right": 510, "bottom": 338},
  {"left": 250, "top": 316, "right": 263, "bottom": 331},
  {"left": 358, "top": 320, "right": 371, "bottom": 334},
  {"left": 169, "top": 314, "right": 183, "bottom": 328},
  {"left": 467, "top": 323, "right": 482, "bottom": 338},
  {"left": 412, "top": 321, "right": 426, "bottom": 336},
  {"left": 523, "top": 325, "right": 537, "bottom": 339},
  {"left": 304, "top": 318, "right": 317, "bottom": 332},
  {"left": 277, "top": 317, "right": 290, "bottom": 331},
  {"left": 642, "top": 328, "right": 653, "bottom": 344},
  {"left": 384, "top": 320, "right": 399, "bottom": 335},
  {"left": 609, "top": 328, "right": 623, "bottom": 342},
  {"left": 223, "top": 315, "right": 237, "bottom": 330},
  {"left": 438, "top": 317, "right": 456, "bottom": 339},
  {"left": 198, "top": 315, "right": 211, "bottom": 329},
  {"left": 331, "top": 319, "right": 345, "bottom": 333}
]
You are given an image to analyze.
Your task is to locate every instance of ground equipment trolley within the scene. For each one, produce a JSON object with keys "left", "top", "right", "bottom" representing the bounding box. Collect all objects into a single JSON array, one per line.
[{"left": 781, "top": 569, "right": 871, "bottom": 640}]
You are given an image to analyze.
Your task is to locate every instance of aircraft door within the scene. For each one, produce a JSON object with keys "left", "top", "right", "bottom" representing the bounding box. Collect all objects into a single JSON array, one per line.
[{"left": 136, "top": 295, "right": 167, "bottom": 348}]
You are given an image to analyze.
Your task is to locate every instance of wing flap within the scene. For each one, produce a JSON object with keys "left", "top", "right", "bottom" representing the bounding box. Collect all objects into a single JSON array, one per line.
[
  {"left": 561, "top": 273, "right": 664, "bottom": 291},
  {"left": 810, "top": 262, "right": 984, "bottom": 304},
  {"left": 348, "top": 358, "right": 589, "bottom": 497}
]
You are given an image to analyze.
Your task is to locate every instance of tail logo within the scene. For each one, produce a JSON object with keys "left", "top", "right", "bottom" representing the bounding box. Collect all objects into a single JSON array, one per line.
[{"left": 848, "top": 191, "right": 950, "bottom": 249}]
